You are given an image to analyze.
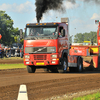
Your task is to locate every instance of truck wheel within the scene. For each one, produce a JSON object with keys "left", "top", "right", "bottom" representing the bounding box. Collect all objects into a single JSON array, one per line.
[
  {"left": 77, "top": 58, "right": 83, "bottom": 72},
  {"left": 58, "top": 57, "right": 68, "bottom": 73},
  {"left": 27, "top": 65, "right": 36, "bottom": 73}
]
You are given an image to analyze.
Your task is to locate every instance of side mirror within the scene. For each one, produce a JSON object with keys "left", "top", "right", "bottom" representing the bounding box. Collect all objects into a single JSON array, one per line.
[
  {"left": 20, "top": 29, "right": 23, "bottom": 39},
  {"left": 61, "top": 29, "right": 65, "bottom": 37}
]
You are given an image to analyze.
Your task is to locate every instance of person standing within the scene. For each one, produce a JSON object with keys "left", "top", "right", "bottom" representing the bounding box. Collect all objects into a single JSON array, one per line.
[
  {"left": 1, "top": 47, "right": 4, "bottom": 58},
  {"left": 6, "top": 48, "right": 9, "bottom": 58},
  {"left": 9, "top": 48, "right": 11, "bottom": 58}
]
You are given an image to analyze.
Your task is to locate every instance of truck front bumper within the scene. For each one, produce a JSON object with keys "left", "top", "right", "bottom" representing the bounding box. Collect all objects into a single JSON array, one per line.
[{"left": 24, "top": 53, "right": 60, "bottom": 66}]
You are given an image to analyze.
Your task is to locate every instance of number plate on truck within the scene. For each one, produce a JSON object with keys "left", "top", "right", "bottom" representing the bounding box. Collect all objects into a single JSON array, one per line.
[{"left": 36, "top": 62, "right": 44, "bottom": 65}]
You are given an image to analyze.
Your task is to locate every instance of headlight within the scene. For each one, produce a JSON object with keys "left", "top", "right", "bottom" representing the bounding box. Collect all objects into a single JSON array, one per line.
[
  {"left": 47, "top": 47, "right": 56, "bottom": 53},
  {"left": 25, "top": 55, "right": 30, "bottom": 58},
  {"left": 51, "top": 55, "right": 57, "bottom": 58}
]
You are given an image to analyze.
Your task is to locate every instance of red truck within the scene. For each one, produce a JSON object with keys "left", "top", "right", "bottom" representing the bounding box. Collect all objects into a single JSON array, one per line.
[
  {"left": 23, "top": 18, "right": 81, "bottom": 73},
  {"left": 23, "top": 18, "right": 100, "bottom": 73}
]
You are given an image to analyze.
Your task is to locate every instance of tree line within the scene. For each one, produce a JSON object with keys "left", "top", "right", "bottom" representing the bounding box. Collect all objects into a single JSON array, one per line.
[
  {"left": 73, "top": 31, "right": 97, "bottom": 43},
  {"left": 0, "top": 10, "right": 23, "bottom": 46}
]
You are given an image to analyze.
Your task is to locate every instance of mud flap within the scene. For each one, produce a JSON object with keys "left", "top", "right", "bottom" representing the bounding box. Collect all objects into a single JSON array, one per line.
[
  {"left": 98, "top": 55, "right": 100, "bottom": 70},
  {"left": 93, "top": 55, "right": 100, "bottom": 70}
]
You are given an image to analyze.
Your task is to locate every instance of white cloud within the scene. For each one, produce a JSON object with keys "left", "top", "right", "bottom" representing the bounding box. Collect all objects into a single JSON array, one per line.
[
  {"left": 63, "top": 1, "right": 80, "bottom": 9},
  {"left": 32, "top": 17, "right": 37, "bottom": 23},
  {"left": 0, "top": 1, "right": 35, "bottom": 13},
  {"left": 91, "top": 13, "right": 100, "bottom": 20},
  {"left": 72, "top": 19, "right": 85, "bottom": 24}
]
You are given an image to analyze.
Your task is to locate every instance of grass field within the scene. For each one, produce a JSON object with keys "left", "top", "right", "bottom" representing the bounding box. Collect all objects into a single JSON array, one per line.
[
  {"left": 0, "top": 64, "right": 26, "bottom": 69},
  {"left": 73, "top": 92, "right": 100, "bottom": 100}
]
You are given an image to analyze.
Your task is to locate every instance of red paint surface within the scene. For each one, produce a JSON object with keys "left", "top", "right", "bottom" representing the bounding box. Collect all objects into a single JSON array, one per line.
[
  {"left": 93, "top": 56, "right": 98, "bottom": 68},
  {"left": 69, "top": 48, "right": 89, "bottom": 56}
]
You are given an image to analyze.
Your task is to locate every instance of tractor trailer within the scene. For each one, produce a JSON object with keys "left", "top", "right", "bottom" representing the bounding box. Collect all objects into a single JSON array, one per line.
[{"left": 23, "top": 18, "right": 100, "bottom": 73}]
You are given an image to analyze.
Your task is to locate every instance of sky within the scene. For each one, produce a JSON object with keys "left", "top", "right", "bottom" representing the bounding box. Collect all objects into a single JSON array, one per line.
[{"left": 0, "top": 0, "right": 100, "bottom": 39}]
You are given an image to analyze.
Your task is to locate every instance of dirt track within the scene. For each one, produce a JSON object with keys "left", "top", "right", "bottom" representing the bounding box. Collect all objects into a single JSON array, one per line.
[
  {"left": 0, "top": 59, "right": 23, "bottom": 64},
  {"left": 0, "top": 59, "right": 100, "bottom": 100}
]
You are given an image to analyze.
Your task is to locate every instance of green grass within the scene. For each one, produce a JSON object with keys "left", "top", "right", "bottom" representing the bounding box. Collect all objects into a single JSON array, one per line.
[
  {"left": 1, "top": 57, "right": 23, "bottom": 60},
  {"left": 72, "top": 92, "right": 100, "bottom": 100},
  {"left": 0, "top": 63, "right": 26, "bottom": 69}
]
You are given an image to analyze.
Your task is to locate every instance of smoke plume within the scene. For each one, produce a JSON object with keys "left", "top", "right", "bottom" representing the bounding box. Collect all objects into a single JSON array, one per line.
[
  {"left": 35, "top": 0, "right": 100, "bottom": 23},
  {"left": 35, "top": 0, "right": 64, "bottom": 23}
]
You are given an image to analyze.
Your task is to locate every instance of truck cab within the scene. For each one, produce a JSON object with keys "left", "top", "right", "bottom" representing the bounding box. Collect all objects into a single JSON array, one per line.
[{"left": 23, "top": 18, "right": 69, "bottom": 73}]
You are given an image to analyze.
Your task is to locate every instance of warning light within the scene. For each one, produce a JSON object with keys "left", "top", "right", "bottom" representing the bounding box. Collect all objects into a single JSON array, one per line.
[{"left": 95, "top": 20, "right": 99, "bottom": 24}]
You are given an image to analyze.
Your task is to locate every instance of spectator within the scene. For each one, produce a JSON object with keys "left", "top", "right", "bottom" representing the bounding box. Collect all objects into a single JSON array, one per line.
[
  {"left": 20, "top": 48, "right": 24, "bottom": 58},
  {"left": 6, "top": 48, "right": 9, "bottom": 58},
  {"left": 9, "top": 48, "right": 11, "bottom": 58},
  {"left": 1, "top": 47, "right": 4, "bottom": 58}
]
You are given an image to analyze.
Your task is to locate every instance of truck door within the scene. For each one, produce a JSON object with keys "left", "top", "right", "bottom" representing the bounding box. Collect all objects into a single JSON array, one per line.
[{"left": 58, "top": 25, "right": 68, "bottom": 58}]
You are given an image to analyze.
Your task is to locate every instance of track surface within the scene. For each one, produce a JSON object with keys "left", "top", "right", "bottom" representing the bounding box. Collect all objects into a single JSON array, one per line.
[
  {"left": 0, "top": 59, "right": 23, "bottom": 64},
  {"left": 0, "top": 59, "right": 100, "bottom": 100}
]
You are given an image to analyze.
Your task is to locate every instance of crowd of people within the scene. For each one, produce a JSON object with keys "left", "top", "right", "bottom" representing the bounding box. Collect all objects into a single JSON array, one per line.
[
  {"left": 0, "top": 47, "right": 11, "bottom": 58},
  {"left": 0, "top": 46, "right": 23, "bottom": 59}
]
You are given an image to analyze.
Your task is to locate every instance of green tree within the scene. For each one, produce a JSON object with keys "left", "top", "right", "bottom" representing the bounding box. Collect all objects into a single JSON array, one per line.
[
  {"left": 0, "top": 11, "right": 20, "bottom": 45},
  {"left": 12, "top": 27, "right": 20, "bottom": 36},
  {"left": 0, "top": 11, "right": 13, "bottom": 45},
  {"left": 74, "top": 31, "right": 97, "bottom": 43},
  {"left": 74, "top": 33, "right": 84, "bottom": 43}
]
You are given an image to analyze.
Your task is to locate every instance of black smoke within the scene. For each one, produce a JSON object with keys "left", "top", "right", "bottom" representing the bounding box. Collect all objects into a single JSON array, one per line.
[
  {"left": 35, "top": 0, "right": 64, "bottom": 23},
  {"left": 35, "top": 0, "right": 100, "bottom": 23}
]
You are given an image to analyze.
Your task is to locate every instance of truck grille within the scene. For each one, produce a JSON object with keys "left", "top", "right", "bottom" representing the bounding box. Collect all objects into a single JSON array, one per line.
[
  {"left": 34, "top": 55, "right": 47, "bottom": 60},
  {"left": 25, "top": 47, "right": 56, "bottom": 53}
]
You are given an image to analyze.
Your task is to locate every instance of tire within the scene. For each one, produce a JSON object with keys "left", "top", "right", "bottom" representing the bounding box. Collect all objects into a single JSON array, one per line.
[
  {"left": 77, "top": 58, "right": 83, "bottom": 72},
  {"left": 27, "top": 65, "right": 36, "bottom": 73},
  {"left": 58, "top": 57, "right": 68, "bottom": 73}
]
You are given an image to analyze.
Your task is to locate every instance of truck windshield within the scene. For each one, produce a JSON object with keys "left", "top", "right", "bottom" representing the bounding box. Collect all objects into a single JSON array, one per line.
[{"left": 25, "top": 26, "right": 58, "bottom": 40}]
